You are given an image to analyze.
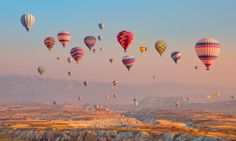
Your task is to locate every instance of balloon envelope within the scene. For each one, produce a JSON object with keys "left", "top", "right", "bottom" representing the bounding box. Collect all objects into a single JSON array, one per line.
[
  {"left": 44, "top": 37, "right": 55, "bottom": 52},
  {"left": 21, "top": 13, "right": 35, "bottom": 32},
  {"left": 83, "top": 81, "right": 88, "bottom": 87},
  {"left": 57, "top": 31, "right": 71, "bottom": 47},
  {"left": 171, "top": 51, "right": 182, "bottom": 64},
  {"left": 155, "top": 40, "right": 167, "bottom": 56},
  {"left": 84, "top": 36, "right": 96, "bottom": 51},
  {"left": 109, "top": 58, "right": 114, "bottom": 64},
  {"left": 112, "top": 80, "right": 118, "bottom": 87},
  {"left": 195, "top": 38, "right": 220, "bottom": 70},
  {"left": 37, "top": 66, "right": 45, "bottom": 75},
  {"left": 67, "top": 57, "right": 72, "bottom": 64},
  {"left": 99, "top": 23, "right": 104, "bottom": 30},
  {"left": 70, "top": 47, "right": 84, "bottom": 64},
  {"left": 98, "top": 35, "right": 102, "bottom": 41},
  {"left": 117, "top": 30, "right": 134, "bottom": 52},
  {"left": 122, "top": 55, "right": 136, "bottom": 71},
  {"left": 139, "top": 46, "right": 147, "bottom": 53}
]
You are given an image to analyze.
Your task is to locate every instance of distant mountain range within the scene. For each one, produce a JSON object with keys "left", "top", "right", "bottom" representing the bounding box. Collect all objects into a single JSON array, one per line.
[{"left": 0, "top": 75, "right": 235, "bottom": 105}]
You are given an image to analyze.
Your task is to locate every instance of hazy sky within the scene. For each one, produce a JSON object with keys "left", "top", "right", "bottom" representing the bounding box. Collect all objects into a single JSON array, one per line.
[{"left": 0, "top": 0, "right": 235, "bottom": 87}]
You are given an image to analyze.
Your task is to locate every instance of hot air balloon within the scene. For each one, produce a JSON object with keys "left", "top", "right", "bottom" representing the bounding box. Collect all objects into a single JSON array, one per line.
[
  {"left": 207, "top": 95, "right": 212, "bottom": 101},
  {"left": 186, "top": 97, "right": 190, "bottom": 102},
  {"left": 56, "top": 57, "right": 60, "bottom": 61},
  {"left": 231, "top": 96, "right": 234, "bottom": 100},
  {"left": 113, "top": 94, "right": 118, "bottom": 99},
  {"left": 92, "top": 48, "right": 96, "bottom": 54},
  {"left": 21, "top": 13, "right": 35, "bottom": 32},
  {"left": 105, "top": 94, "right": 110, "bottom": 99},
  {"left": 112, "top": 80, "right": 118, "bottom": 87},
  {"left": 67, "top": 57, "right": 72, "bottom": 64},
  {"left": 78, "top": 96, "right": 83, "bottom": 101},
  {"left": 70, "top": 47, "right": 84, "bottom": 64},
  {"left": 171, "top": 51, "right": 182, "bottom": 64},
  {"left": 44, "top": 37, "right": 55, "bottom": 52},
  {"left": 153, "top": 75, "right": 156, "bottom": 79},
  {"left": 122, "top": 55, "right": 136, "bottom": 71},
  {"left": 109, "top": 58, "right": 114, "bottom": 64},
  {"left": 195, "top": 38, "right": 220, "bottom": 70},
  {"left": 100, "top": 48, "right": 103, "bottom": 52},
  {"left": 133, "top": 98, "right": 137, "bottom": 103},
  {"left": 68, "top": 71, "right": 71, "bottom": 76},
  {"left": 37, "top": 66, "right": 45, "bottom": 75},
  {"left": 139, "top": 46, "right": 147, "bottom": 53},
  {"left": 57, "top": 31, "right": 71, "bottom": 47},
  {"left": 98, "top": 35, "right": 102, "bottom": 41},
  {"left": 83, "top": 81, "right": 88, "bottom": 87},
  {"left": 195, "top": 66, "right": 198, "bottom": 70},
  {"left": 117, "top": 30, "right": 134, "bottom": 52},
  {"left": 155, "top": 40, "right": 167, "bottom": 56},
  {"left": 215, "top": 91, "right": 221, "bottom": 97},
  {"left": 53, "top": 101, "right": 56, "bottom": 105},
  {"left": 134, "top": 101, "right": 138, "bottom": 107},
  {"left": 175, "top": 100, "right": 180, "bottom": 108},
  {"left": 99, "top": 23, "right": 104, "bottom": 30},
  {"left": 84, "top": 36, "right": 96, "bottom": 51}
]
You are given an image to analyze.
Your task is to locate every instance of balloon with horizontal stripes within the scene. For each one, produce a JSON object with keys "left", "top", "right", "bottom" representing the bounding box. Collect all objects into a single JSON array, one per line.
[
  {"left": 122, "top": 55, "right": 136, "bottom": 71},
  {"left": 44, "top": 37, "right": 55, "bottom": 52},
  {"left": 57, "top": 31, "right": 71, "bottom": 47},
  {"left": 117, "top": 30, "right": 134, "bottom": 52},
  {"left": 155, "top": 40, "right": 167, "bottom": 56},
  {"left": 84, "top": 36, "right": 96, "bottom": 51},
  {"left": 21, "top": 13, "right": 35, "bottom": 32},
  {"left": 171, "top": 51, "right": 182, "bottom": 64},
  {"left": 70, "top": 47, "right": 84, "bottom": 64},
  {"left": 195, "top": 38, "right": 220, "bottom": 70}
]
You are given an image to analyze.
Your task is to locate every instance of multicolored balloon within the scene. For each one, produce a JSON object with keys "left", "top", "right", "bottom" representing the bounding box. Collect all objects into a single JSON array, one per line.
[
  {"left": 21, "top": 13, "right": 35, "bottom": 32},
  {"left": 139, "top": 45, "right": 147, "bottom": 53},
  {"left": 99, "top": 23, "right": 104, "bottom": 30},
  {"left": 122, "top": 55, "right": 136, "bottom": 71},
  {"left": 44, "top": 37, "right": 55, "bottom": 52},
  {"left": 155, "top": 40, "right": 167, "bottom": 56},
  {"left": 195, "top": 38, "right": 220, "bottom": 70},
  {"left": 37, "top": 66, "right": 45, "bottom": 75},
  {"left": 171, "top": 51, "right": 182, "bottom": 64},
  {"left": 117, "top": 30, "right": 134, "bottom": 52},
  {"left": 70, "top": 47, "right": 84, "bottom": 64},
  {"left": 84, "top": 36, "right": 96, "bottom": 51},
  {"left": 57, "top": 31, "right": 71, "bottom": 47}
]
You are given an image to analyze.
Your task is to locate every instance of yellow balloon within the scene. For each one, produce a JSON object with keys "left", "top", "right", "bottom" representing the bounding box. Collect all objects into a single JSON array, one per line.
[{"left": 139, "top": 46, "right": 147, "bottom": 53}]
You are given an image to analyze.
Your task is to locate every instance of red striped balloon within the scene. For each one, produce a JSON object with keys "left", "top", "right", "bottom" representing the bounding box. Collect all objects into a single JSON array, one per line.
[
  {"left": 57, "top": 31, "right": 71, "bottom": 47},
  {"left": 117, "top": 30, "right": 134, "bottom": 52},
  {"left": 44, "top": 37, "right": 55, "bottom": 52},
  {"left": 195, "top": 38, "right": 220, "bottom": 70},
  {"left": 70, "top": 47, "right": 84, "bottom": 64}
]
